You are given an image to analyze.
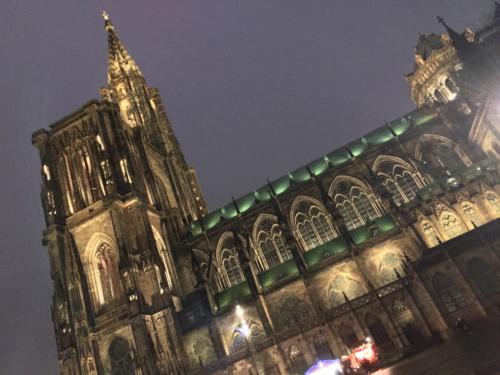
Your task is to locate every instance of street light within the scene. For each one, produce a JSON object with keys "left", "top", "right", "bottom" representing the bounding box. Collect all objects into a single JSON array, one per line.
[{"left": 235, "top": 305, "right": 265, "bottom": 375}]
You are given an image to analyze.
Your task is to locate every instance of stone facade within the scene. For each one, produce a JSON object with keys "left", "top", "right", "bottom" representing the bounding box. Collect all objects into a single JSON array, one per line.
[{"left": 32, "top": 8, "right": 500, "bottom": 375}]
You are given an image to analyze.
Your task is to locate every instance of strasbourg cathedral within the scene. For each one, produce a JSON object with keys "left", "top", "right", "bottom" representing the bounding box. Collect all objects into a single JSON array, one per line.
[{"left": 32, "top": 7, "right": 500, "bottom": 375}]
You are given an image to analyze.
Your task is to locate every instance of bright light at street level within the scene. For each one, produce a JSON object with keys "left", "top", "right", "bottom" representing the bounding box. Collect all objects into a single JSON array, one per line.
[
  {"left": 239, "top": 323, "right": 250, "bottom": 337},
  {"left": 305, "top": 359, "right": 343, "bottom": 375},
  {"left": 235, "top": 304, "right": 244, "bottom": 318}
]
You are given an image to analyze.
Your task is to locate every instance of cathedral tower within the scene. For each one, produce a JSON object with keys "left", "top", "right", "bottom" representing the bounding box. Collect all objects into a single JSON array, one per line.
[{"left": 32, "top": 12, "right": 205, "bottom": 374}]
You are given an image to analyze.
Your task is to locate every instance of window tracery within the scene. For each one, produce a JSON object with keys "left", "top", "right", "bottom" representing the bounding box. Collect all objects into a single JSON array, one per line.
[
  {"left": 461, "top": 202, "right": 483, "bottom": 227},
  {"left": 253, "top": 215, "right": 291, "bottom": 270},
  {"left": 216, "top": 234, "right": 246, "bottom": 290},
  {"left": 94, "top": 243, "right": 121, "bottom": 306},
  {"left": 440, "top": 212, "right": 466, "bottom": 239},
  {"left": 373, "top": 156, "right": 425, "bottom": 206},
  {"left": 485, "top": 191, "right": 500, "bottom": 214},
  {"left": 330, "top": 177, "right": 382, "bottom": 231},
  {"left": 421, "top": 221, "right": 440, "bottom": 247},
  {"left": 291, "top": 197, "right": 337, "bottom": 251}
]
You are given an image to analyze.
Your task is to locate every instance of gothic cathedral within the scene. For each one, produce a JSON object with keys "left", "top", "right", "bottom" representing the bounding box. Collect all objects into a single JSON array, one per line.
[{"left": 32, "top": 8, "right": 500, "bottom": 375}]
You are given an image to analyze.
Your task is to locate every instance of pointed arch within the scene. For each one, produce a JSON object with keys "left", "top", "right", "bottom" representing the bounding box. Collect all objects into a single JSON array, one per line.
[
  {"left": 372, "top": 155, "right": 426, "bottom": 205},
  {"left": 414, "top": 133, "right": 471, "bottom": 171},
  {"left": 84, "top": 233, "right": 122, "bottom": 310},
  {"left": 151, "top": 225, "right": 174, "bottom": 291},
  {"left": 438, "top": 210, "right": 466, "bottom": 239},
  {"left": 215, "top": 232, "right": 245, "bottom": 289},
  {"left": 252, "top": 214, "right": 291, "bottom": 271},
  {"left": 432, "top": 273, "right": 467, "bottom": 312},
  {"left": 460, "top": 201, "right": 484, "bottom": 228},
  {"left": 231, "top": 320, "right": 265, "bottom": 353},
  {"left": 328, "top": 273, "right": 367, "bottom": 307},
  {"left": 484, "top": 190, "right": 500, "bottom": 217},
  {"left": 419, "top": 219, "right": 441, "bottom": 248},
  {"left": 328, "top": 176, "right": 383, "bottom": 230},
  {"left": 289, "top": 195, "right": 338, "bottom": 251},
  {"left": 274, "top": 294, "right": 314, "bottom": 332}
]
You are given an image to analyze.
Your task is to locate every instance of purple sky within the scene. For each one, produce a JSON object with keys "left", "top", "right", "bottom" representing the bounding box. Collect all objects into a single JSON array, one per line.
[{"left": 0, "top": 0, "right": 492, "bottom": 373}]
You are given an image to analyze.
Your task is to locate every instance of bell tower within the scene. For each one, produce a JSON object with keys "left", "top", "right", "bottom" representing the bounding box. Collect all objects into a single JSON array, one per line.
[{"left": 32, "top": 11, "right": 206, "bottom": 375}]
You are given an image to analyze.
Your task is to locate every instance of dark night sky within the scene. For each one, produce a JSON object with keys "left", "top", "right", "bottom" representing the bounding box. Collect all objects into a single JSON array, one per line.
[{"left": 0, "top": 0, "right": 493, "bottom": 373}]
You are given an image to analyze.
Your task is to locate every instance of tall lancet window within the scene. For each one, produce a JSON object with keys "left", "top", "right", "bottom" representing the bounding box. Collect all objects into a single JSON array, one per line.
[
  {"left": 330, "top": 176, "right": 383, "bottom": 231},
  {"left": 372, "top": 156, "right": 425, "bottom": 206},
  {"left": 216, "top": 234, "right": 245, "bottom": 290},
  {"left": 92, "top": 243, "right": 122, "bottom": 307},
  {"left": 253, "top": 214, "right": 291, "bottom": 271},
  {"left": 291, "top": 196, "right": 337, "bottom": 251}
]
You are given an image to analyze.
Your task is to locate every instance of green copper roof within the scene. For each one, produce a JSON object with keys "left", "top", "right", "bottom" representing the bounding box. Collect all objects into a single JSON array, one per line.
[
  {"left": 326, "top": 148, "right": 351, "bottom": 166},
  {"left": 189, "top": 106, "right": 436, "bottom": 237},
  {"left": 350, "top": 214, "right": 397, "bottom": 245},
  {"left": 259, "top": 260, "right": 300, "bottom": 290},
  {"left": 215, "top": 281, "right": 251, "bottom": 311},
  {"left": 365, "top": 127, "right": 394, "bottom": 145},
  {"left": 304, "top": 237, "right": 349, "bottom": 267}
]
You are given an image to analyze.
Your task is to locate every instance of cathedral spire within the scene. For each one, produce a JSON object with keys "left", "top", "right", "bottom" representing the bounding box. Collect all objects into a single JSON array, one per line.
[{"left": 102, "top": 10, "right": 142, "bottom": 84}]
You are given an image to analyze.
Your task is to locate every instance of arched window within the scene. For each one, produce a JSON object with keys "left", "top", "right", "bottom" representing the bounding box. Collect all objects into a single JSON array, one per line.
[
  {"left": 365, "top": 313, "right": 391, "bottom": 345},
  {"left": 339, "top": 324, "right": 359, "bottom": 349},
  {"left": 416, "top": 134, "right": 468, "bottom": 172},
  {"left": 421, "top": 221, "right": 440, "bottom": 248},
  {"left": 217, "top": 234, "right": 246, "bottom": 289},
  {"left": 467, "top": 258, "right": 500, "bottom": 297},
  {"left": 485, "top": 191, "right": 500, "bottom": 215},
  {"left": 291, "top": 197, "right": 337, "bottom": 251},
  {"left": 373, "top": 156, "right": 425, "bottom": 206},
  {"left": 221, "top": 248, "right": 245, "bottom": 288},
  {"left": 432, "top": 273, "right": 467, "bottom": 312},
  {"left": 440, "top": 212, "right": 466, "bottom": 239},
  {"left": 92, "top": 243, "right": 122, "bottom": 307},
  {"left": 152, "top": 226, "right": 173, "bottom": 291},
  {"left": 108, "top": 338, "right": 134, "bottom": 375},
  {"left": 330, "top": 177, "right": 383, "bottom": 231},
  {"left": 232, "top": 322, "right": 265, "bottom": 353},
  {"left": 253, "top": 215, "right": 291, "bottom": 270},
  {"left": 461, "top": 202, "right": 483, "bottom": 227}
]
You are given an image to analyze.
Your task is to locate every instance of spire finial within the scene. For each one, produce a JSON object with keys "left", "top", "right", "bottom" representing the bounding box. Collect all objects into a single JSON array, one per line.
[{"left": 102, "top": 10, "right": 109, "bottom": 21}]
